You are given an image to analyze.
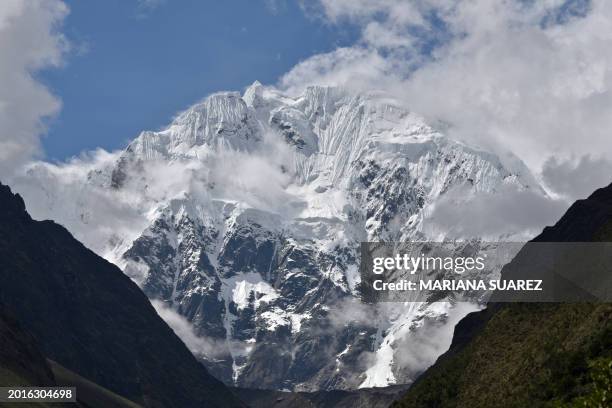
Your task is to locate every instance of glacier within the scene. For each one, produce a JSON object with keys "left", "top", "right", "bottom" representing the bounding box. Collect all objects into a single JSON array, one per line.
[{"left": 14, "top": 81, "right": 545, "bottom": 391}]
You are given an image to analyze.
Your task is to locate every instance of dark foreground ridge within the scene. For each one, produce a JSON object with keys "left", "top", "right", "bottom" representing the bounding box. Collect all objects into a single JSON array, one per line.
[
  {"left": 392, "top": 182, "right": 612, "bottom": 408},
  {"left": 0, "top": 183, "right": 244, "bottom": 407}
]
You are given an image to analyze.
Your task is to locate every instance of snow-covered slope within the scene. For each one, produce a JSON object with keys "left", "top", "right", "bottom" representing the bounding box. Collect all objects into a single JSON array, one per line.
[{"left": 16, "top": 82, "right": 542, "bottom": 391}]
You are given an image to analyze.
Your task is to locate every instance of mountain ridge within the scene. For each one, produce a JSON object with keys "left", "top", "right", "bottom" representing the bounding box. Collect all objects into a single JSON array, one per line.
[{"left": 15, "top": 83, "right": 551, "bottom": 391}]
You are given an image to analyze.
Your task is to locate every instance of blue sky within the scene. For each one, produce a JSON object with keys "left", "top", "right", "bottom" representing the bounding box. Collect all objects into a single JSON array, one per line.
[{"left": 40, "top": 0, "right": 358, "bottom": 161}]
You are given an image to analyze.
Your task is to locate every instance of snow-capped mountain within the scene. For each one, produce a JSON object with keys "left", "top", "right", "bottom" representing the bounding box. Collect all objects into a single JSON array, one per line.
[{"left": 16, "top": 82, "right": 542, "bottom": 391}]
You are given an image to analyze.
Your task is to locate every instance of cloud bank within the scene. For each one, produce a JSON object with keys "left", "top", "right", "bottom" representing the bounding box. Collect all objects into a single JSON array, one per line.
[
  {"left": 8, "top": 0, "right": 611, "bottom": 227},
  {"left": 0, "top": 0, "right": 68, "bottom": 180},
  {"left": 284, "top": 0, "right": 612, "bottom": 196},
  {"left": 424, "top": 184, "right": 568, "bottom": 239},
  {"left": 542, "top": 154, "right": 612, "bottom": 201}
]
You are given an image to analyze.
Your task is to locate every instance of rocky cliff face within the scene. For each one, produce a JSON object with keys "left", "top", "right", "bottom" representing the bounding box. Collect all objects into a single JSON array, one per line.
[{"left": 16, "top": 83, "right": 542, "bottom": 391}]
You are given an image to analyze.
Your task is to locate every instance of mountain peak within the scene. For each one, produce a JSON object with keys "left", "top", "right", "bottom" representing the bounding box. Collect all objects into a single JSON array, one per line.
[
  {"left": 16, "top": 82, "right": 548, "bottom": 392},
  {"left": 0, "top": 182, "right": 28, "bottom": 222}
]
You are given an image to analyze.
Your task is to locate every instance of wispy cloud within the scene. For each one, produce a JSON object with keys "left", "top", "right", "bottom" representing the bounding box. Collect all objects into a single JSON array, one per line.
[
  {"left": 135, "top": 0, "right": 165, "bottom": 18},
  {"left": 265, "top": 0, "right": 288, "bottom": 15},
  {"left": 152, "top": 300, "right": 229, "bottom": 359}
]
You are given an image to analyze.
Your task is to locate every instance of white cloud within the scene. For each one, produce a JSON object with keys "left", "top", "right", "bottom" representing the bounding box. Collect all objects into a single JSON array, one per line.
[
  {"left": 0, "top": 0, "right": 68, "bottom": 180},
  {"left": 393, "top": 302, "right": 479, "bottom": 381},
  {"left": 12, "top": 149, "right": 150, "bottom": 257},
  {"left": 285, "top": 0, "right": 612, "bottom": 195},
  {"left": 281, "top": 47, "right": 402, "bottom": 96},
  {"left": 424, "top": 184, "right": 568, "bottom": 239},
  {"left": 151, "top": 300, "right": 230, "bottom": 359},
  {"left": 542, "top": 155, "right": 612, "bottom": 201}
]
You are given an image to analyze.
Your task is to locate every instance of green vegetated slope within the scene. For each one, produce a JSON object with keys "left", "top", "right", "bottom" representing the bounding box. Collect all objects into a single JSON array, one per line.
[{"left": 393, "top": 183, "right": 612, "bottom": 408}]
